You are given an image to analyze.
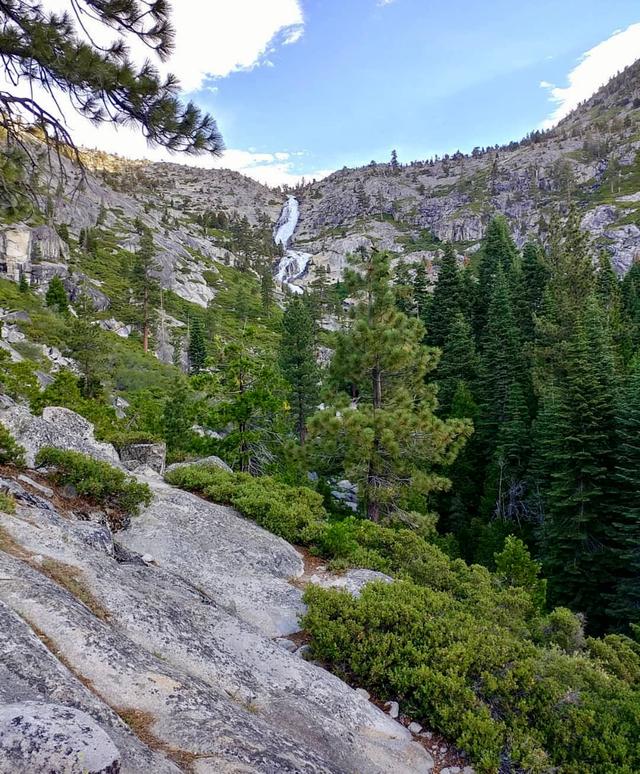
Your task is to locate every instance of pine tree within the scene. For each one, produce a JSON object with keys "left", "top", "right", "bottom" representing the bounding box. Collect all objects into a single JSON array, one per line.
[
  {"left": 260, "top": 263, "right": 274, "bottom": 312},
  {"left": 66, "top": 317, "right": 109, "bottom": 398},
  {"left": 45, "top": 275, "right": 68, "bottom": 314},
  {"left": 279, "top": 297, "right": 319, "bottom": 444},
  {"left": 131, "top": 228, "right": 160, "bottom": 353},
  {"left": 0, "top": 2, "right": 223, "bottom": 175},
  {"left": 474, "top": 216, "right": 518, "bottom": 337},
  {"left": 188, "top": 318, "right": 207, "bottom": 374},
  {"left": 163, "top": 381, "right": 194, "bottom": 455},
  {"left": 390, "top": 149, "right": 399, "bottom": 172},
  {"left": 476, "top": 266, "right": 531, "bottom": 524},
  {"left": 595, "top": 252, "right": 629, "bottom": 364},
  {"left": 210, "top": 341, "right": 285, "bottom": 474},
  {"left": 540, "top": 297, "right": 618, "bottom": 633},
  {"left": 307, "top": 249, "right": 471, "bottom": 521},
  {"left": 436, "top": 312, "right": 478, "bottom": 416},
  {"left": 18, "top": 272, "right": 29, "bottom": 293},
  {"left": 412, "top": 262, "right": 430, "bottom": 324},
  {"left": 608, "top": 361, "right": 640, "bottom": 632},
  {"left": 426, "top": 243, "right": 461, "bottom": 347},
  {"left": 393, "top": 258, "right": 414, "bottom": 315},
  {"left": 621, "top": 259, "right": 640, "bottom": 350},
  {"left": 520, "top": 241, "right": 548, "bottom": 342},
  {"left": 477, "top": 265, "right": 526, "bottom": 455}
]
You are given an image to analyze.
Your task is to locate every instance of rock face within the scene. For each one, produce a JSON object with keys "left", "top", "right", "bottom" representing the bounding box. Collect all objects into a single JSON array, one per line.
[
  {"left": 0, "top": 702, "right": 121, "bottom": 774},
  {"left": 0, "top": 404, "right": 120, "bottom": 467},
  {"left": 0, "top": 224, "right": 31, "bottom": 282},
  {"left": 118, "top": 442, "right": 167, "bottom": 475},
  {"left": 0, "top": 405, "right": 434, "bottom": 773}
]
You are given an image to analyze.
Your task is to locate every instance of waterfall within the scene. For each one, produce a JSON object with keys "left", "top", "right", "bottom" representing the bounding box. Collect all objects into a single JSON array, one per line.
[{"left": 273, "top": 195, "right": 311, "bottom": 294}]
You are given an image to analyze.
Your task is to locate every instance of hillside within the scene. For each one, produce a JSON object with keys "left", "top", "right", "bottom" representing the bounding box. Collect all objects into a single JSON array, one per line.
[
  {"left": 2, "top": 42, "right": 640, "bottom": 774},
  {"left": 291, "top": 59, "right": 640, "bottom": 284}
]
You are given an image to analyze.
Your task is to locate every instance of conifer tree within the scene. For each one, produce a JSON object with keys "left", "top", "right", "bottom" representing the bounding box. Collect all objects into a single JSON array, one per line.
[
  {"left": 520, "top": 241, "right": 548, "bottom": 342},
  {"left": 18, "top": 272, "right": 29, "bottom": 293},
  {"left": 260, "top": 264, "right": 274, "bottom": 312},
  {"left": 475, "top": 216, "right": 518, "bottom": 336},
  {"left": 477, "top": 265, "right": 526, "bottom": 455},
  {"left": 0, "top": 1, "right": 223, "bottom": 174},
  {"left": 307, "top": 249, "right": 471, "bottom": 521},
  {"left": 45, "top": 275, "right": 68, "bottom": 314},
  {"left": 621, "top": 259, "right": 640, "bottom": 350},
  {"left": 412, "top": 262, "right": 430, "bottom": 324},
  {"left": 595, "top": 252, "right": 629, "bottom": 364},
  {"left": 163, "top": 381, "right": 194, "bottom": 455},
  {"left": 279, "top": 297, "right": 319, "bottom": 444},
  {"left": 608, "top": 361, "right": 640, "bottom": 632},
  {"left": 426, "top": 243, "right": 461, "bottom": 347},
  {"left": 436, "top": 312, "right": 478, "bottom": 416},
  {"left": 131, "top": 228, "right": 160, "bottom": 353},
  {"left": 188, "top": 318, "right": 207, "bottom": 374},
  {"left": 210, "top": 341, "right": 285, "bottom": 474},
  {"left": 540, "top": 297, "right": 618, "bottom": 633},
  {"left": 393, "top": 258, "right": 414, "bottom": 315},
  {"left": 66, "top": 317, "right": 109, "bottom": 398}
]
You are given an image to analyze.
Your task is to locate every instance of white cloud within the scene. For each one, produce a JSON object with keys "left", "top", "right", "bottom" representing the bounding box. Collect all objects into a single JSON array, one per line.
[
  {"left": 541, "top": 22, "right": 640, "bottom": 128},
  {"left": 2, "top": 1, "right": 321, "bottom": 186}
]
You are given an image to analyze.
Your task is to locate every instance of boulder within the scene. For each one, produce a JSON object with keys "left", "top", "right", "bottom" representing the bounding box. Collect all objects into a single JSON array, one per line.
[
  {"left": 309, "top": 568, "right": 393, "bottom": 597},
  {"left": 0, "top": 224, "right": 31, "bottom": 282},
  {"left": 0, "top": 702, "right": 121, "bottom": 774},
  {"left": 0, "top": 405, "right": 119, "bottom": 467},
  {"left": 31, "top": 224, "right": 69, "bottom": 263},
  {"left": 165, "top": 454, "right": 232, "bottom": 475},
  {"left": 118, "top": 442, "right": 166, "bottom": 475}
]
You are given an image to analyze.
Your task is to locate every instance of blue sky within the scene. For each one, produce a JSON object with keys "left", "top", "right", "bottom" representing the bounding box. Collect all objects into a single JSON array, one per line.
[
  {"left": 36, "top": 1, "right": 640, "bottom": 186},
  {"left": 188, "top": 0, "right": 640, "bottom": 182}
]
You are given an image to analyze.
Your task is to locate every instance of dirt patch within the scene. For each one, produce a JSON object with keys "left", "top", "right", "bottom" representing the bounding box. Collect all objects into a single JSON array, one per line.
[
  {"left": 116, "top": 708, "right": 205, "bottom": 772},
  {"left": 39, "top": 558, "right": 111, "bottom": 622}
]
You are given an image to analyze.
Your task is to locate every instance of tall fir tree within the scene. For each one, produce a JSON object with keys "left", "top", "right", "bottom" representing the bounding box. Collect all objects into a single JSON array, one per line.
[
  {"left": 436, "top": 312, "right": 478, "bottom": 416},
  {"left": 210, "top": 341, "right": 286, "bottom": 474},
  {"left": 474, "top": 216, "right": 518, "bottom": 337},
  {"left": 412, "top": 262, "right": 431, "bottom": 325},
  {"left": 307, "top": 249, "right": 471, "bottom": 522},
  {"left": 520, "top": 241, "right": 548, "bottom": 342},
  {"left": 131, "top": 228, "right": 160, "bottom": 353},
  {"left": 188, "top": 318, "right": 207, "bottom": 375},
  {"left": 45, "top": 275, "right": 68, "bottom": 314},
  {"left": 540, "top": 297, "right": 618, "bottom": 633},
  {"left": 426, "top": 243, "right": 461, "bottom": 347},
  {"left": 608, "top": 361, "right": 640, "bottom": 632},
  {"left": 279, "top": 297, "right": 320, "bottom": 444}
]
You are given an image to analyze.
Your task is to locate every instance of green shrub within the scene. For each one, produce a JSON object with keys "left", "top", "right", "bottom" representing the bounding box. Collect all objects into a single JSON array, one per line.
[
  {"left": 0, "top": 492, "right": 15, "bottom": 514},
  {"left": 0, "top": 422, "right": 25, "bottom": 467},
  {"left": 35, "top": 447, "right": 152, "bottom": 517},
  {"left": 302, "top": 581, "right": 640, "bottom": 774},
  {"left": 165, "top": 464, "right": 325, "bottom": 543}
]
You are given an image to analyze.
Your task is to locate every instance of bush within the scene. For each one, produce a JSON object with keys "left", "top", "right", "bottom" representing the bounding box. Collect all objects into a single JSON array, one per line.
[
  {"left": 35, "top": 447, "right": 152, "bottom": 517},
  {"left": 0, "top": 492, "right": 15, "bottom": 514},
  {"left": 302, "top": 581, "right": 640, "bottom": 774},
  {"left": 0, "top": 422, "right": 25, "bottom": 467},
  {"left": 108, "top": 431, "right": 162, "bottom": 452},
  {"left": 165, "top": 464, "right": 325, "bottom": 543},
  {"left": 168, "top": 462, "right": 640, "bottom": 772}
]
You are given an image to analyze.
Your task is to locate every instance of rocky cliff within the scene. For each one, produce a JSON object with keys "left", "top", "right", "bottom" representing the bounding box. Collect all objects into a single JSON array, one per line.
[
  {"left": 3, "top": 59, "right": 640, "bottom": 308},
  {"left": 0, "top": 402, "right": 440, "bottom": 773}
]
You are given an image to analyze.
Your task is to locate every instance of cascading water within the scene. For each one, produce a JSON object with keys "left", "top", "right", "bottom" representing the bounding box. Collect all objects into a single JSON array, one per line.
[{"left": 273, "top": 195, "right": 311, "bottom": 294}]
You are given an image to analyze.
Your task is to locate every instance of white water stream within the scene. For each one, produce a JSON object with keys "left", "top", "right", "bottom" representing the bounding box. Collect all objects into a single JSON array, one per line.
[{"left": 273, "top": 195, "right": 311, "bottom": 294}]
